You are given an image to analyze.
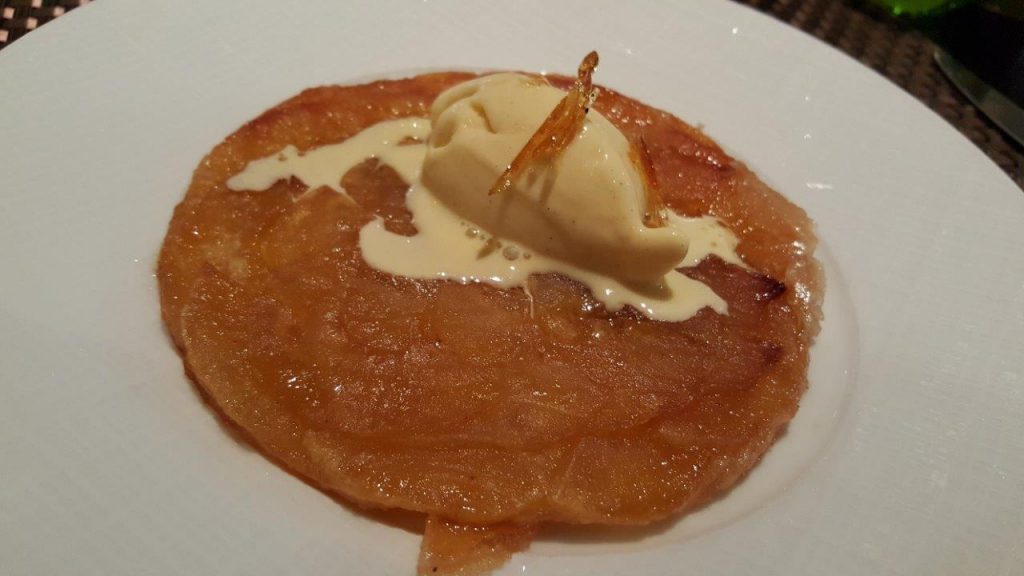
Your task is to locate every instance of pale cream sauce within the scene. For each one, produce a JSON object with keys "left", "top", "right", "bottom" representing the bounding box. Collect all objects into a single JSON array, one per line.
[{"left": 228, "top": 117, "right": 746, "bottom": 322}]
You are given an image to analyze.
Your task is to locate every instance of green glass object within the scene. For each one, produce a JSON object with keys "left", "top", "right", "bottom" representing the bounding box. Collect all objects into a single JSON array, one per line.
[{"left": 867, "top": 0, "right": 964, "bottom": 16}]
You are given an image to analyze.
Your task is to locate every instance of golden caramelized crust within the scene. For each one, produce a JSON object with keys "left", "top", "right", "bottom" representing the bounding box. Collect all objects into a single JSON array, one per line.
[{"left": 158, "top": 72, "right": 822, "bottom": 535}]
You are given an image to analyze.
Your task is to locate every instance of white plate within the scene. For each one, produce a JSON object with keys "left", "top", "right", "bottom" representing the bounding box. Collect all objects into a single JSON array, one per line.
[{"left": 1, "top": 1, "right": 1022, "bottom": 574}]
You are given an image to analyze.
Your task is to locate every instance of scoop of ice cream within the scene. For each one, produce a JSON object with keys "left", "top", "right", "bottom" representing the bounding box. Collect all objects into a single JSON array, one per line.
[{"left": 421, "top": 73, "right": 687, "bottom": 285}]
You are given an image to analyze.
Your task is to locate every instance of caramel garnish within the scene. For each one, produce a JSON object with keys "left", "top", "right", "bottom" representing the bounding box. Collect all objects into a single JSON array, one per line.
[
  {"left": 488, "top": 51, "right": 600, "bottom": 196},
  {"left": 632, "top": 133, "right": 666, "bottom": 228},
  {"left": 488, "top": 52, "right": 667, "bottom": 230}
]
